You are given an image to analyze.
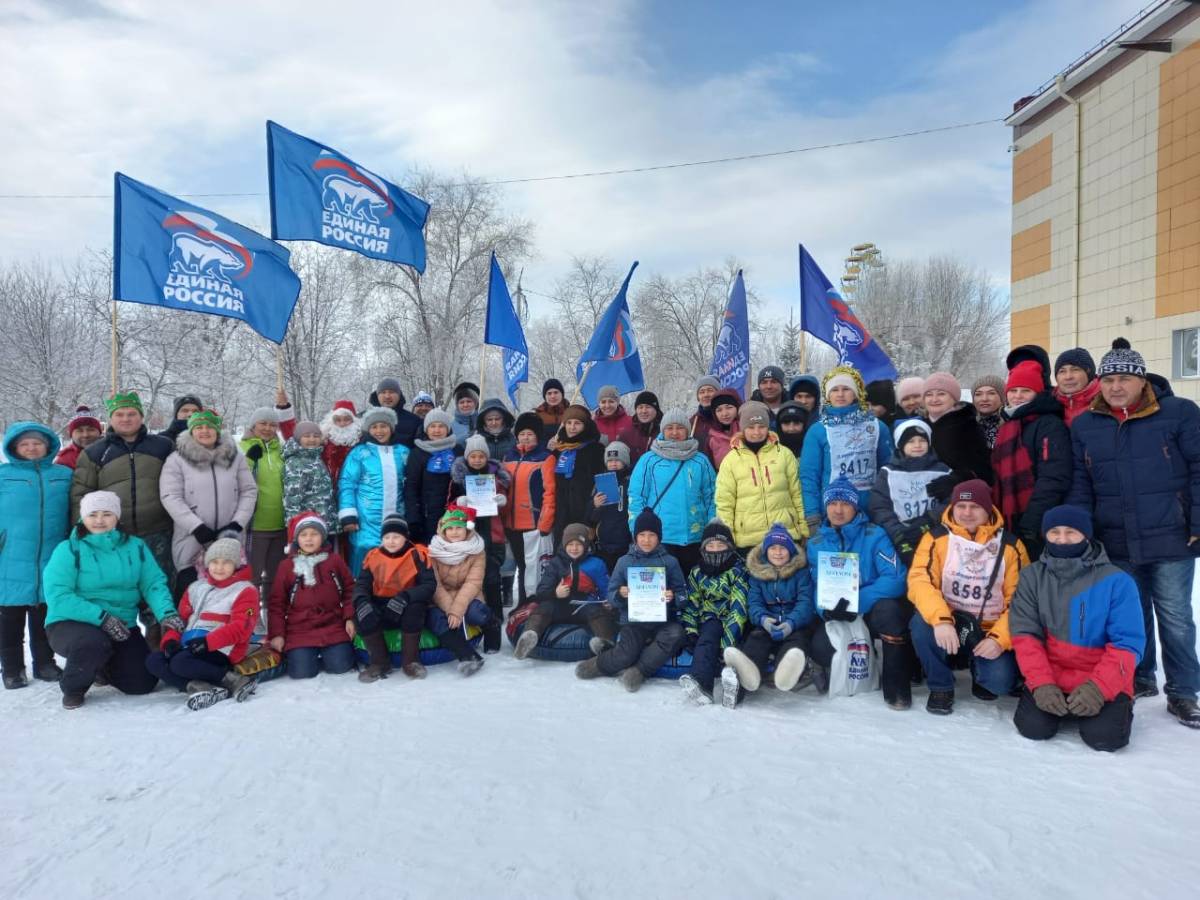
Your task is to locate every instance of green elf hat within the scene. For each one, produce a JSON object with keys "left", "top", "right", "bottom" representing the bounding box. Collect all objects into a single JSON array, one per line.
[
  {"left": 437, "top": 503, "right": 476, "bottom": 534},
  {"left": 187, "top": 409, "right": 223, "bottom": 433},
  {"left": 106, "top": 391, "right": 144, "bottom": 416}
]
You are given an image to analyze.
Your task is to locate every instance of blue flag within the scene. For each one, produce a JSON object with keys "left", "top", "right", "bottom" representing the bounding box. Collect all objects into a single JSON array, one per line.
[
  {"left": 113, "top": 173, "right": 302, "bottom": 344},
  {"left": 798, "top": 244, "right": 897, "bottom": 382},
  {"left": 484, "top": 252, "right": 529, "bottom": 405},
  {"left": 709, "top": 269, "right": 752, "bottom": 400},
  {"left": 266, "top": 121, "right": 430, "bottom": 272},
  {"left": 575, "top": 262, "right": 644, "bottom": 407}
]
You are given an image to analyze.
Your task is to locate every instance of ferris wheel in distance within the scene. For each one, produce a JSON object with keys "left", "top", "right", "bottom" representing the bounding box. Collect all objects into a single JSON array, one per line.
[{"left": 841, "top": 242, "right": 884, "bottom": 297}]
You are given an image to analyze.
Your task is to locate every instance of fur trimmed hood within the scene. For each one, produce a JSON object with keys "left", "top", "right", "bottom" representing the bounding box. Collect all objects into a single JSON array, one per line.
[
  {"left": 745, "top": 542, "right": 807, "bottom": 578},
  {"left": 174, "top": 430, "right": 240, "bottom": 468}
]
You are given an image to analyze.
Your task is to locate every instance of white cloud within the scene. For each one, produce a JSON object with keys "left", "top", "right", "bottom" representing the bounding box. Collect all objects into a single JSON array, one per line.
[{"left": 0, "top": 0, "right": 1147, "bottom": 321}]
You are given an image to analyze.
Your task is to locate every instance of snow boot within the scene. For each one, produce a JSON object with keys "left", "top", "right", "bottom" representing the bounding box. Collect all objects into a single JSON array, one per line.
[
  {"left": 809, "top": 661, "right": 830, "bottom": 695},
  {"left": 3, "top": 669, "right": 28, "bottom": 690},
  {"left": 926, "top": 690, "right": 955, "bottom": 715},
  {"left": 33, "top": 659, "right": 63, "bottom": 682},
  {"left": 222, "top": 670, "right": 257, "bottom": 702},
  {"left": 971, "top": 681, "right": 998, "bottom": 701},
  {"left": 483, "top": 625, "right": 502, "bottom": 654},
  {"left": 458, "top": 657, "right": 485, "bottom": 677},
  {"left": 357, "top": 631, "right": 393, "bottom": 683},
  {"left": 588, "top": 636, "right": 614, "bottom": 656},
  {"left": 1134, "top": 679, "right": 1159, "bottom": 699},
  {"left": 722, "top": 646, "right": 761, "bottom": 692},
  {"left": 401, "top": 632, "right": 426, "bottom": 679},
  {"left": 575, "top": 657, "right": 602, "bottom": 679},
  {"left": 679, "top": 673, "right": 713, "bottom": 705},
  {"left": 720, "top": 666, "right": 741, "bottom": 708},
  {"left": 62, "top": 692, "right": 85, "bottom": 709},
  {"left": 773, "top": 648, "right": 806, "bottom": 692},
  {"left": 618, "top": 667, "right": 645, "bottom": 693},
  {"left": 185, "top": 680, "right": 228, "bottom": 710},
  {"left": 513, "top": 629, "right": 539, "bottom": 660},
  {"left": 1167, "top": 698, "right": 1200, "bottom": 729},
  {"left": 880, "top": 639, "right": 913, "bottom": 710}
]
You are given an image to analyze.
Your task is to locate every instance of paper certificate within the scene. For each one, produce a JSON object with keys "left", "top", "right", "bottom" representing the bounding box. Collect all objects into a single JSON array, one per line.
[
  {"left": 464, "top": 474, "right": 497, "bottom": 516},
  {"left": 627, "top": 566, "right": 667, "bottom": 622},
  {"left": 816, "top": 552, "right": 860, "bottom": 612}
]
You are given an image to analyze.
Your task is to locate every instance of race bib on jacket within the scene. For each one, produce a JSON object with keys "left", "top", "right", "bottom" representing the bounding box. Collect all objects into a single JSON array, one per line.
[
  {"left": 940, "top": 532, "right": 1006, "bottom": 621},
  {"left": 828, "top": 418, "right": 879, "bottom": 491},
  {"left": 885, "top": 469, "right": 941, "bottom": 522}
]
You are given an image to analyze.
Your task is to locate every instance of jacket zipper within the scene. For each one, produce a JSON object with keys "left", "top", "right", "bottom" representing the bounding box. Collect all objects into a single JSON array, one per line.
[
  {"left": 35, "top": 464, "right": 45, "bottom": 598},
  {"left": 211, "top": 464, "right": 220, "bottom": 527}
]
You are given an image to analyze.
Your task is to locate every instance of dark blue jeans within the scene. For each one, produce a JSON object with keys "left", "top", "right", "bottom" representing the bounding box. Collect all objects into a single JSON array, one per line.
[
  {"left": 145, "top": 648, "right": 231, "bottom": 692},
  {"left": 910, "top": 614, "right": 1018, "bottom": 694},
  {"left": 687, "top": 618, "right": 725, "bottom": 693},
  {"left": 426, "top": 598, "right": 493, "bottom": 635},
  {"left": 285, "top": 642, "right": 356, "bottom": 679},
  {"left": 1112, "top": 557, "right": 1199, "bottom": 700}
]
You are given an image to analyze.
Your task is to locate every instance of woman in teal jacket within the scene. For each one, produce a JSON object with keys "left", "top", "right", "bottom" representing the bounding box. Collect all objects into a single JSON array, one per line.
[
  {"left": 0, "top": 422, "right": 73, "bottom": 688},
  {"left": 626, "top": 409, "right": 716, "bottom": 575},
  {"left": 43, "top": 490, "right": 182, "bottom": 709},
  {"left": 338, "top": 408, "right": 409, "bottom": 572}
]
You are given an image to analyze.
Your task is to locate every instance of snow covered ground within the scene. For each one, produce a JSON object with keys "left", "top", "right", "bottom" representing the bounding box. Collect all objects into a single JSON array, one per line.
[{"left": 3, "top": 572, "right": 1199, "bottom": 900}]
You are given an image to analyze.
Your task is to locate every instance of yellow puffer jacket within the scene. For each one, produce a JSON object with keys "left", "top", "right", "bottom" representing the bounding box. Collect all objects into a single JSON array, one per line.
[
  {"left": 907, "top": 505, "right": 1030, "bottom": 649},
  {"left": 715, "top": 433, "right": 808, "bottom": 548}
]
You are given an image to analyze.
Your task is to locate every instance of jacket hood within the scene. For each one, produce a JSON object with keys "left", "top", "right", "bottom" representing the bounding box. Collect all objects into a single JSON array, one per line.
[
  {"left": 1006, "top": 344, "right": 1053, "bottom": 391},
  {"left": 3, "top": 421, "right": 60, "bottom": 462},
  {"left": 929, "top": 401, "right": 977, "bottom": 427},
  {"left": 623, "top": 542, "right": 675, "bottom": 564},
  {"left": 745, "top": 543, "right": 807, "bottom": 579},
  {"left": 939, "top": 503, "right": 1006, "bottom": 542},
  {"left": 594, "top": 404, "right": 629, "bottom": 422},
  {"left": 1002, "top": 391, "right": 1064, "bottom": 421},
  {"left": 176, "top": 430, "right": 240, "bottom": 467},
  {"left": 817, "top": 510, "right": 869, "bottom": 543},
  {"left": 556, "top": 416, "right": 601, "bottom": 445},
  {"left": 477, "top": 398, "right": 515, "bottom": 429},
  {"left": 728, "top": 431, "right": 781, "bottom": 452},
  {"left": 450, "top": 454, "right": 512, "bottom": 488},
  {"left": 282, "top": 437, "right": 325, "bottom": 461},
  {"left": 1040, "top": 539, "right": 1112, "bottom": 576},
  {"left": 788, "top": 376, "right": 821, "bottom": 416},
  {"left": 1146, "top": 372, "right": 1174, "bottom": 399}
]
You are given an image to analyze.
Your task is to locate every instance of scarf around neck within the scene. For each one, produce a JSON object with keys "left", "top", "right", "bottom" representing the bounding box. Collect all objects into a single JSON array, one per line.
[
  {"left": 992, "top": 415, "right": 1035, "bottom": 526},
  {"left": 292, "top": 551, "right": 329, "bottom": 587},
  {"left": 650, "top": 436, "right": 699, "bottom": 461},
  {"left": 428, "top": 531, "right": 485, "bottom": 566},
  {"left": 415, "top": 434, "right": 457, "bottom": 454}
]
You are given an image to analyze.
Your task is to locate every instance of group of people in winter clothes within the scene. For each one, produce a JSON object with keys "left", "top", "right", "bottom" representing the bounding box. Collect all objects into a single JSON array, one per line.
[{"left": 1, "top": 334, "right": 1196, "bottom": 752}]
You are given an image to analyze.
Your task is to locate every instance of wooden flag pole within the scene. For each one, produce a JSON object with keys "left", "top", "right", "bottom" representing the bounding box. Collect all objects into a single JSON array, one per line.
[
  {"left": 110, "top": 299, "right": 119, "bottom": 395},
  {"left": 569, "top": 362, "right": 593, "bottom": 407},
  {"left": 478, "top": 344, "right": 488, "bottom": 401},
  {"left": 275, "top": 345, "right": 285, "bottom": 393}
]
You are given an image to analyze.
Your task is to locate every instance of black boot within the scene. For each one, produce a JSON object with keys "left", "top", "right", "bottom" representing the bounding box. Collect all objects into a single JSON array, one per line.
[
  {"left": 880, "top": 638, "right": 912, "bottom": 710},
  {"left": 3, "top": 669, "right": 28, "bottom": 690},
  {"left": 401, "top": 632, "right": 426, "bottom": 679},
  {"left": 438, "top": 626, "right": 475, "bottom": 662},
  {"left": 33, "top": 659, "right": 63, "bottom": 682},
  {"left": 1167, "top": 698, "right": 1200, "bottom": 729},
  {"left": 357, "top": 631, "right": 393, "bottom": 683}
]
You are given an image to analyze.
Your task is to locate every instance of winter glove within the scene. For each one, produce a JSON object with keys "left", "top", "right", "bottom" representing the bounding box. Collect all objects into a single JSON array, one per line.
[
  {"left": 99, "top": 613, "right": 131, "bottom": 642},
  {"left": 805, "top": 514, "right": 822, "bottom": 534},
  {"left": 1031, "top": 683, "right": 1068, "bottom": 717},
  {"left": 160, "top": 613, "right": 186, "bottom": 635},
  {"left": 770, "top": 621, "right": 795, "bottom": 641},
  {"left": 161, "top": 640, "right": 182, "bottom": 659},
  {"left": 822, "top": 599, "right": 857, "bottom": 622},
  {"left": 244, "top": 444, "right": 264, "bottom": 462},
  {"left": 191, "top": 524, "right": 218, "bottom": 546},
  {"left": 385, "top": 594, "right": 409, "bottom": 618},
  {"left": 897, "top": 542, "right": 915, "bottom": 568},
  {"left": 927, "top": 474, "right": 957, "bottom": 502},
  {"left": 760, "top": 616, "right": 779, "bottom": 633},
  {"left": 354, "top": 598, "right": 380, "bottom": 631},
  {"left": 1066, "top": 680, "right": 1105, "bottom": 718},
  {"left": 217, "top": 522, "right": 243, "bottom": 537},
  {"left": 184, "top": 635, "right": 209, "bottom": 655}
]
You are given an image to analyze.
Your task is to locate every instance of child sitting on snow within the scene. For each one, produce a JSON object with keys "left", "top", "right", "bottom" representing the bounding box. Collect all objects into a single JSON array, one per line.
[
  {"left": 353, "top": 513, "right": 437, "bottom": 682},
  {"left": 587, "top": 440, "right": 633, "bottom": 572},
  {"left": 267, "top": 512, "right": 357, "bottom": 679},
  {"left": 427, "top": 505, "right": 495, "bottom": 676},
  {"left": 450, "top": 435, "right": 511, "bottom": 652},
  {"left": 574, "top": 509, "right": 688, "bottom": 693},
  {"left": 722, "top": 523, "right": 815, "bottom": 706},
  {"left": 677, "top": 519, "right": 749, "bottom": 705},
  {"left": 147, "top": 538, "right": 259, "bottom": 709},
  {"left": 513, "top": 523, "right": 618, "bottom": 660}
]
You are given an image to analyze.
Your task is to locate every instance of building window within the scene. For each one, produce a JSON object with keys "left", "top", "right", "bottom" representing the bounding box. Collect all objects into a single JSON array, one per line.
[{"left": 1174, "top": 327, "right": 1199, "bottom": 379}]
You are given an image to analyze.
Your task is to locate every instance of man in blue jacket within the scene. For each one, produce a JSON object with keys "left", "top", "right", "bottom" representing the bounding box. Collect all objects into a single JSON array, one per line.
[
  {"left": 1068, "top": 338, "right": 1200, "bottom": 728},
  {"left": 806, "top": 476, "right": 911, "bottom": 709}
]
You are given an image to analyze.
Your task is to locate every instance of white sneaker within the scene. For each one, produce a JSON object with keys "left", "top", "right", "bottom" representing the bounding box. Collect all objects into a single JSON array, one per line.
[
  {"left": 679, "top": 674, "right": 713, "bottom": 705},
  {"left": 773, "top": 648, "right": 807, "bottom": 692},
  {"left": 720, "top": 666, "right": 740, "bottom": 709},
  {"left": 722, "top": 646, "right": 761, "bottom": 692}
]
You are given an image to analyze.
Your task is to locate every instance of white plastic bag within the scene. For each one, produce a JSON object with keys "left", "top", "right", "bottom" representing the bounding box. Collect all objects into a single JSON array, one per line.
[{"left": 824, "top": 618, "right": 880, "bottom": 697}]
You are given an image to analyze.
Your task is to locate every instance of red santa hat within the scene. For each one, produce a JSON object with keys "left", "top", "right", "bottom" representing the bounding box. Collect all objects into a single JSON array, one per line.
[
  {"left": 332, "top": 399, "right": 357, "bottom": 417},
  {"left": 286, "top": 511, "right": 329, "bottom": 553}
]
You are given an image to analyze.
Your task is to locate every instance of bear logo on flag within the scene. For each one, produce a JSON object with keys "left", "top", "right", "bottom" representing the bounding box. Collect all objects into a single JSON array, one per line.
[{"left": 314, "top": 153, "right": 395, "bottom": 253}]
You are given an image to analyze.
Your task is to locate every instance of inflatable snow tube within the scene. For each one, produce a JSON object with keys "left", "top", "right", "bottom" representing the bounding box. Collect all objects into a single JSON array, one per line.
[
  {"left": 506, "top": 620, "right": 595, "bottom": 663},
  {"left": 352, "top": 627, "right": 482, "bottom": 667},
  {"left": 652, "top": 648, "right": 694, "bottom": 680},
  {"left": 235, "top": 646, "right": 286, "bottom": 684}
]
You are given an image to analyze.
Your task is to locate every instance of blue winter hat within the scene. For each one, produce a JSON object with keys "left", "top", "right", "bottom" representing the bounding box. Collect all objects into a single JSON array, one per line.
[
  {"left": 761, "top": 523, "right": 797, "bottom": 557},
  {"left": 823, "top": 475, "right": 860, "bottom": 510},
  {"left": 1041, "top": 505, "right": 1093, "bottom": 540}
]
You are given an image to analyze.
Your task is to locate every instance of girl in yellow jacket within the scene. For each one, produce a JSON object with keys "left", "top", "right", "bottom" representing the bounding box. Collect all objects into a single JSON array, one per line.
[
  {"left": 715, "top": 401, "right": 807, "bottom": 552},
  {"left": 907, "top": 478, "right": 1029, "bottom": 716}
]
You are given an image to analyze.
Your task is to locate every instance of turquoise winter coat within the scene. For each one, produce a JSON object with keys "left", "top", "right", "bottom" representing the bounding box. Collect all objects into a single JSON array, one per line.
[
  {"left": 0, "top": 422, "right": 73, "bottom": 605},
  {"left": 337, "top": 439, "right": 410, "bottom": 572},
  {"left": 43, "top": 529, "right": 176, "bottom": 628},
  {"left": 800, "top": 404, "right": 894, "bottom": 516},
  {"left": 626, "top": 440, "right": 716, "bottom": 546}
]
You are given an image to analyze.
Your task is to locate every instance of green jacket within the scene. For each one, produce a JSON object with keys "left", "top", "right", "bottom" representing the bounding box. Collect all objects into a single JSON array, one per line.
[
  {"left": 43, "top": 528, "right": 176, "bottom": 629},
  {"left": 681, "top": 562, "right": 750, "bottom": 650},
  {"left": 240, "top": 434, "right": 285, "bottom": 531}
]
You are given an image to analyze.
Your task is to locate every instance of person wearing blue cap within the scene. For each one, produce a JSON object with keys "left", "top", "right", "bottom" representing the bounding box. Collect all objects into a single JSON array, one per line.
[
  {"left": 1009, "top": 505, "right": 1145, "bottom": 750},
  {"left": 806, "top": 476, "right": 910, "bottom": 708}
]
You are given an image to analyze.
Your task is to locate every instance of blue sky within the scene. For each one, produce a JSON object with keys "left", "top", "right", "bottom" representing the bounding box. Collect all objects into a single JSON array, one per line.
[{"left": 0, "top": 0, "right": 1142, "bottom": 315}]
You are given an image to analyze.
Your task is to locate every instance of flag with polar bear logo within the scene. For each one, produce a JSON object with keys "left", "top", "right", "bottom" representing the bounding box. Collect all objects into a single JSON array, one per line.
[
  {"left": 113, "top": 173, "right": 302, "bottom": 344},
  {"left": 266, "top": 120, "right": 430, "bottom": 272}
]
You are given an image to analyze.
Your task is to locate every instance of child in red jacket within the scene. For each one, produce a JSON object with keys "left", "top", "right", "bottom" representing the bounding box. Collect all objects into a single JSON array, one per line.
[
  {"left": 268, "top": 512, "right": 357, "bottom": 679},
  {"left": 146, "top": 538, "right": 259, "bottom": 709}
]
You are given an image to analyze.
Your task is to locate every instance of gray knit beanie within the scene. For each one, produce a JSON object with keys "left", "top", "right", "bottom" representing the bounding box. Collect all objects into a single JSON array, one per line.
[{"left": 361, "top": 407, "right": 398, "bottom": 430}]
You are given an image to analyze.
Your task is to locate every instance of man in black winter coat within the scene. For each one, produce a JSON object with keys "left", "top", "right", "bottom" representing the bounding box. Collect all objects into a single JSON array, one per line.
[{"left": 367, "top": 377, "right": 423, "bottom": 449}]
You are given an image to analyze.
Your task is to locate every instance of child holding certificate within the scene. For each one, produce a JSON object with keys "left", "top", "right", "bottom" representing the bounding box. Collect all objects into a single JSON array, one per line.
[
  {"left": 805, "top": 476, "right": 910, "bottom": 709},
  {"left": 574, "top": 509, "right": 687, "bottom": 692},
  {"left": 451, "top": 435, "right": 512, "bottom": 652}
]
